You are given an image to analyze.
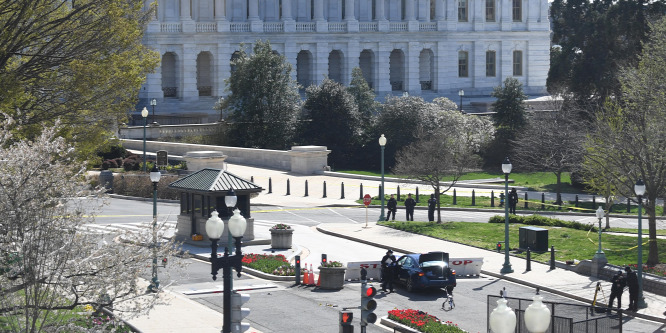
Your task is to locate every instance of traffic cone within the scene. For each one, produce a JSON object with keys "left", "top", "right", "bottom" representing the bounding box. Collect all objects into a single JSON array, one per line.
[
  {"left": 316, "top": 270, "right": 321, "bottom": 287},
  {"left": 309, "top": 264, "right": 316, "bottom": 286},
  {"left": 303, "top": 266, "right": 310, "bottom": 285}
]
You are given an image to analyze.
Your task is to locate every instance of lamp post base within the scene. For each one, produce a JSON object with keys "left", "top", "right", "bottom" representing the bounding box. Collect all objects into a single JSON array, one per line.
[
  {"left": 593, "top": 252, "right": 607, "bottom": 262},
  {"left": 637, "top": 296, "right": 647, "bottom": 309},
  {"left": 500, "top": 263, "right": 513, "bottom": 274}
]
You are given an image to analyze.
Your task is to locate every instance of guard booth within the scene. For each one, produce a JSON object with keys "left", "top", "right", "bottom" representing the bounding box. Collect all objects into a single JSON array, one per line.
[{"left": 168, "top": 168, "right": 263, "bottom": 243}]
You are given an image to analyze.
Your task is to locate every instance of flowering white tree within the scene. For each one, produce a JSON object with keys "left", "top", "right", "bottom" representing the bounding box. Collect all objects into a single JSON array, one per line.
[
  {"left": 393, "top": 98, "right": 495, "bottom": 222},
  {"left": 0, "top": 120, "right": 184, "bottom": 332}
]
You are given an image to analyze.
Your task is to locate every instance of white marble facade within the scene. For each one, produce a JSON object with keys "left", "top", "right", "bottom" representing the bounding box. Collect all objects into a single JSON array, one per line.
[{"left": 140, "top": 0, "right": 550, "bottom": 114}]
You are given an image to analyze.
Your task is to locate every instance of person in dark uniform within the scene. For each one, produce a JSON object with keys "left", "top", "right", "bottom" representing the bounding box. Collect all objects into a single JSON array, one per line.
[
  {"left": 608, "top": 270, "right": 626, "bottom": 310},
  {"left": 508, "top": 188, "right": 519, "bottom": 214},
  {"left": 386, "top": 194, "right": 397, "bottom": 221},
  {"left": 404, "top": 193, "right": 416, "bottom": 221},
  {"left": 625, "top": 266, "right": 639, "bottom": 311},
  {"left": 427, "top": 194, "right": 437, "bottom": 222},
  {"left": 381, "top": 250, "right": 397, "bottom": 292}
]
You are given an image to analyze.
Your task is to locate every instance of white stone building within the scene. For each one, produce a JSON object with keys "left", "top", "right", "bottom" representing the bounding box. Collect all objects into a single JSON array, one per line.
[{"left": 139, "top": 0, "right": 550, "bottom": 119}]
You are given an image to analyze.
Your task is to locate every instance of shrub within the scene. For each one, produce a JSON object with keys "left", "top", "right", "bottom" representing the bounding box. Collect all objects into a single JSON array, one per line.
[
  {"left": 489, "top": 214, "right": 596, "bottom": 232},
  {"left": 242, "top": 253, "right": 297, "bottom": 276},
  {"left": 112, "top": 173, "right": 180, "bottom": 199},
  {"left": 122, "top": 155, "right": 140, "bottom": 171}
]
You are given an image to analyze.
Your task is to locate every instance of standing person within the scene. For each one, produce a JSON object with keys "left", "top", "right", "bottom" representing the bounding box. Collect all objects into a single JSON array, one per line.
[
  {"left": 625, "top": 266, "right": 639, "bottom": 311},
  {"left": 386, "top": 194, "right": 397, "bottom": 221},
  {"left": 608, "top": 270, "right": 626, "bottom": 310},
  {"left": 404, "top": 193, "right": 416, "bottom": 221},
  {"left": 508, "top": 188, "right": 519, "bottom": 214},
  {"left": 427, "top": 194, "right": 437, "bottom": 222},
  {"left": 381, "top": 250, "right": 396, "bottom": 293}
]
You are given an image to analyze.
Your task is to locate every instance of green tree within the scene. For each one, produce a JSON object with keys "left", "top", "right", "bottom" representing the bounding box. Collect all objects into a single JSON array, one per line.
[
  {"left": 484, "top": 78, "right": 527, "bottom": 167},
  {"left": 549, "top": 0, "right": 666, "bottom": 108},
  {"left": 299, "top": 79, "right": 362, "bottom": 169},
  {"left": 584, "top": 17, "right": 666, "bottom": 265},
  {"left": 0, "top": 0, "right": 160, "bottom": 163},
  {"left": 224, "top": 40, "right": 301, "bottom": 149}
]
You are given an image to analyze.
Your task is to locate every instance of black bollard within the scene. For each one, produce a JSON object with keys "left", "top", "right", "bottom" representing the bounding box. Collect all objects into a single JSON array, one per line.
[
  {"left": 541, "top": 193, "right": 545, "bottom": 210},
  {"left": 341, "top": 182, "right": 345, "bottom": 199},
  {"left": 416, "top": 187, "right": 419, "bottom": 203},
  {"left": 593, "top": 195, "right": 596, "bottom": 206},
  {"left": 379, "top": 185, "right": 382, "bottom": 198},
  {"left": 397, "top": 186, "right": 401, "bottom": 201},
  {"left": 575, "top": 195, "right": 579, "bottom": 207},
  {"left": 305, "top": 180, "right": 308, "bottom": 197},
  {"left": 294, "top": 255, "right": 301, "bottom": 285},
  {"left": 627, "top": 198, "right": 631, "bottom": 213},
  {"left": 472, "top": 190, "right": 476, "bottom": 206},
  {"left": 360, "top": 184, "right": 363, "bottom": 200},
  {"left": 453, "top": 189, "right": 457, "bottom": 205},
  {"left": 491, "top": 190, "right": 495, "bottom": 207},
  {"left": 286, "top": 179, "right": 290, "bottom": 195},
  {"left": 524, "top": 192, "right": 528, "bottom": 209},
  {"left": 268, "top": 177, "right": 272, "bottom": 193},
  {"left": 526, "top": 247, "right": 532, "bottom": 271},
  {"left": 323, "top": 181, "right": 327, "bottom": 198},
  {"left": 550, "top": 246, "right": 556, "bottom": 270},
  {"left": 251, "top": 176, "right": 254, "bottom": 183}
]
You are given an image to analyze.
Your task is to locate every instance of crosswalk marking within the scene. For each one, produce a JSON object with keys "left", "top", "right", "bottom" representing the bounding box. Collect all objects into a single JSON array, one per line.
[{"left": 79, "top": 221, "right": 177, "bottom": 236}]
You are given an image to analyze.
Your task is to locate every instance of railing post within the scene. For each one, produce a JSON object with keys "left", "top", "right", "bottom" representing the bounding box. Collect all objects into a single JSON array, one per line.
[
  {"left": 305, "top": 180, "right": 308, "bottom": 197},
  {"left": 593, "top": 195, "right": 596, "bottom": 207},
  {"left": 251, "top": 176, "right": 254, "bottom": 183},
  {"left": 627, "top": 198, "right": 631, "bottom": 213}
]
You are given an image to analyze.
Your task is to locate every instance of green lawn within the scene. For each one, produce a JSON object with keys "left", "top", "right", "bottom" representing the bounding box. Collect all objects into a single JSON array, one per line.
[
  {"left": 337, "top": 170, "right": 580, "bottom": 192},
  {"left": 377, "top": 220, "right": 666, "bottom": 273}
]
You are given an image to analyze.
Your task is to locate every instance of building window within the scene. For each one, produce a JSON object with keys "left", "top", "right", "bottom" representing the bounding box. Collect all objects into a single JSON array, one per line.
[
  {"left": 486, "top": 0, "right": 495, "bottom": 22},
  {"left": 458, "top": 0, "right": 468, "bottom": 22},
  {"left": 458, "top": 51, "right": 469, "bottom": 77},
  {"left": 486, "top": 51, "right": 496, "bottom": 77},
  {"left": 512, "top": 0, "right": 522, "bottom": 21},
  {"left": 513, "top": 50, "right": 523, "bottom": 76}
]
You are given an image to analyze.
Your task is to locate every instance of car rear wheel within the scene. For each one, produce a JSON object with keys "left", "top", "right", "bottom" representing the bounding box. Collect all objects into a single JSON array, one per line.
[{"left": 406, "top": 278, "right": 415, "bottom": 292}]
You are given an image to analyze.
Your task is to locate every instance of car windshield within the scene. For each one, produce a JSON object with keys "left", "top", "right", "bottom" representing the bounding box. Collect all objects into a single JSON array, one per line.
[{"left": 421, "top": 261, "right": 448, "bottom": 268}]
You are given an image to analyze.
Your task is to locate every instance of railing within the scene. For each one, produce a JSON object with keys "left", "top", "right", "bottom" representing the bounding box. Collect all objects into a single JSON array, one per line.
[
  {"left": 419, "top": 22, "right": 437, "bottom": 31},
  {"left": 328, "top": 22, "right": 346, "bottom": 32},
  {"left": 230, "top": 22, "right": 250, "bottom": 32},
  {"left": 162, "top": 87, "right": 177, "bottom": 98},
  {"left": 263, "top": 22, "right": 284, "bottom": 32},
  {"left": 196, "top": 23, "right": 217, "bottom": 32},
  {"left": 359, "top": 22, "right": 378, "bottom": 32},
  {"left": 198, "top": 86, "right": 212, "bottom": 96},
  {"left": 389, "top": 22, "right": 408, "bottom": 31},
  {"left": 296, "top": 22, "right": 315, "bottom": 32},
  {"left": 160, "top": 23, "right": 182, "bottom": 33}
]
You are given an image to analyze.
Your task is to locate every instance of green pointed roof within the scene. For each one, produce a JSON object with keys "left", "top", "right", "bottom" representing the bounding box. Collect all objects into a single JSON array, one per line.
[{"left": 168, "top": 168, "right": 263, "bottom": 194}]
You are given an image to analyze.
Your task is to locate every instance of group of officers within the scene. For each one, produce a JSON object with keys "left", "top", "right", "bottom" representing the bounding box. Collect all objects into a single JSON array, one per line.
[
  {"left": 608, "top": 266, "right": 641, "bottom": 312},
  {"left": 385, "top": 193, "right": 439, "bottom": 222}
]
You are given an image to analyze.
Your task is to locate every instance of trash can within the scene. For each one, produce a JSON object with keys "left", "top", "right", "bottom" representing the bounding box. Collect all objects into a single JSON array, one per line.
[{"left": 519, "top": 226, "right": 548, "bottom": 252}]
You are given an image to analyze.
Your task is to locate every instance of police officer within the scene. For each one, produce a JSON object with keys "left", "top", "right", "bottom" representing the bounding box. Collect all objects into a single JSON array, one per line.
[
  {"left": 625, "top": 266, "right": 639, "bottom": 311},
  {"left": 381, "top": 250, "right": 396, "bottom": 293},
  {"left": 508, "top": 188, "right": 519, "bottom": 214},
  {"left": 608, "top": 270, "right": 626, "bottom": 310},
  {"left": 404, "top": 193, "right": 416, "bottom": 221},
  {"left": 386, "top": 194, "right": 397, "bottom": 221},
  {"left": 427, "top": 194, "right": 437, "bottom": 222}
]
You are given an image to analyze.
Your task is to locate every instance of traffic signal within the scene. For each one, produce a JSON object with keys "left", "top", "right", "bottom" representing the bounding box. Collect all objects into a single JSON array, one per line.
[
  {"left": 295, "top": 255, "right": 301, "bottom": 285},
  {"left": 339, "top": 310, "right": 353, "bottom": 333},
  {"left": 230, "top": 292, "right": 251, "bottom": 333},
  {"left": 321, "top": 254, "right": 327, "bottom": 265},
  {"left": 360, "top": 282, "right": 377, "bottom": 326}
]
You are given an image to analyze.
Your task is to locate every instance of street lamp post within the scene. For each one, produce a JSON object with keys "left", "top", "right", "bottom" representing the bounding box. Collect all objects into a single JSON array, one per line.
[
  {"left": 148, "top": 165, "right": 162, "bottom": 292},
  {"left": 500, "top": 157, "right": 513, "bottom": 273},
  {"left": 225, "top": 189, "right": 237, "bottom": 255},
  {"left": 206, "top": 209, "right": 247, "bottom": 333},
  {"left": 150, "top": 98, "right": 157, "bottom": 124},
  {"left": 141, "top": 107, "right": 149, "bottom": 172},
  {"left": 635, "top": 179, "right": 648, "bottom": 309},
  {"left": 593, "top": 206, "right": 607, "bottom": 261},
  {"left": 378, "top": 134, "right": 387, "bottom": 222},
  {"left": 458, "top": 89, "right": 464, "bottom": 113}
]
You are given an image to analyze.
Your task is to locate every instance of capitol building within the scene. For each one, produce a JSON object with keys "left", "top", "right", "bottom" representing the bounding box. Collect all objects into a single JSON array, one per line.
[{"left": 138, "top": 0, "right": 550, "bottom": 119}]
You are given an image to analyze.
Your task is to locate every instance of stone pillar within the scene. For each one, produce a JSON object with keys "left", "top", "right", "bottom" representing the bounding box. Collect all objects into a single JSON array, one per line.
[
  {"left": 406, "top": 43, "right": 420, "bottom": 95},
  {"left": 314, "top": 0, "right": 327, "bottom": 31},
  {"left": 376, "top": 43, "right": 391, "bottom": 94},
  {"left": 288, "top": 146, "right": 331, "bottom": 174},
  {"left": 345, "top": 41, "right": 360, "bottom": 86},
  {"left": 435, "top": 0, "right": 446, "bottom": 30},
  {"left": 474, "top": 0, "right": 485, "bottom": 31},
  {"left": 501, "top": 0, "right": 512, "bottom": 31},
  {"left": 215, "top": 0, "right": 230, "bottom": 31},
  {"left": 376, "top": 0, "right": 388, "bottom": 31},
  {"left": 284, "top": 42, "right": 298, "bottom": 83},
  {"left": 181, "top": 45, "right": 198, "bottom": 100},
  {"left": 314, "top": 43, "right": 329, "bottom": 86},
  {"left": 180, "top": 0, "right": 195, "bottom": 32},
  {"left": 406, "top": 0, "right": 418, "bottom": 31},
  {"left": 446, "top": 0, "right": 457, "bottom": 30},
  {"left": 283, "top": 0, "right": 295, "bottom": 32},
  {"left": 501, "top": 40, "right": 512, "bottom": 81},
  {"left": 248, "top": 0, "right": 263, "bottom": 31},
  {"left": 345, "top": 0, "right": 358, "bottom": 32},
  {"left": 144, "top": 69, "right": 163, "bottom": 100},
  {"left": 217, "top": 44, "right": 232, "bottom": 97}
]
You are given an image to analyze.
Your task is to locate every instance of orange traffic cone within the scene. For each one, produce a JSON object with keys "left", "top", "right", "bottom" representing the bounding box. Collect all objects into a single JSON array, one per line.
[
  {"left": 302, "top": 266, "right": 310, "bottom": 285},
  {"left": 316, "top": 270, "right": 321, "bottom": 287},
  {"left": 309, "top": 264, "right": 316, "bottom": 286}
]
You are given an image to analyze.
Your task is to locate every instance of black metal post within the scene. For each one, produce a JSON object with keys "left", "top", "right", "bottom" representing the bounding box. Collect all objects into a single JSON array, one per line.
[
  {"left": 286, "top": 179, "right": 290, "bottom": 195},
  {"left": 323, "top": 181, "right": 327, "bottom": 198},
  {"left": 471, "top": 190, "right": 476, "bottom": 206},
  {"left": 541, "top": 193, "right": 545, "bottom": 210},
  {"left": 491, "top": 190, "right": 495, "bottom": 207},
  {"left": 268, "top": 178, "right": 272, "bottom": 193},
  {"left": 341, "top": 182, "right": 345, "bottom": 199},
  {"left": 627, "top": 198, "right": 631, "bottom": 213},
  {"left": 453, "top": 189, "right": 457, "bottom": 205},
  {"left": 575, "top": 195, "right": 579, "bottom": 207},
  {"left": 526, "top": 247, "right": 531, "bottom": 272},
  {"left": 524, "top": 193, "right": 528, "bottom": 209},
  {"left": 251, "top": 176, "right": 254, "bottom": 183},
  {"left": 305, "top": 180, "right": 309, "bottom": 197},
  {"left": 415, "top": 187, "right": 419, "bottom": 203},
  {"left": 397, "top": 186, "right": 401, "bottom": 201},
  {"left": 359, "top": 184, "right": 363, "bottom": 200},
  {"left": 294, "top": 255, "right": 301, "bottom": 285},
  {"left": 550, "top": 246, "right": 556, "bottom": 270},
  {"left": 210, "top": 237, "right": 244, "bottom": 333},
  {"left": 593, "top": 195, "right": 596, "bottom": 206}
]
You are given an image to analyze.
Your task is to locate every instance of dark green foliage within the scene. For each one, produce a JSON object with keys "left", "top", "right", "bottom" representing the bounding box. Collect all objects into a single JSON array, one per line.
[
  {"left": 488, "top": 214, "right": 596, "bottom": 232},
  {"left": 224, "top": 40, "right": 301, "bottom": 149},
  {"left": 96, "top": 144, "right": 128, "bottom": 162},
  {"left": 485, "top": 78, "right": 527, "bottom": 167},
  {"left": 299, "top": 79, "right": 362, "bottom": 168}
]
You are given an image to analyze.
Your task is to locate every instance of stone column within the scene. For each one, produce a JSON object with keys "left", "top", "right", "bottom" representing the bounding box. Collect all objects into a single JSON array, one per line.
[
  {"left": 345, "top": 0, "right": 359, "bottom": 32},
  {"left": 180, "top": 0, "right": 195, "bottom": 32},
  {"left": 376, "top": 43, "right": 391, "bottom": 94},
  {"left": 181, "top": 45, "right": 198, "bottom": 100},
  {"left": 284, "top": 42, "right": 298, "bottom": 83},
  {"left": 406, "top": 43, "right": 420, "bottom": 95},
  {"left": 345, "top": 41, "right": 360, "bottom": 86},
  {"left": 446, "top": 0, "right": 457, "bottom": 30},
  {"left": 217, "top": 44, "right": 232, "bottom": 97},
  {"left": 376, "top": 0, "right": 388, "bottom": 31},
  {"left": 248, "top": 0, "right": 263, "bottom": 31},
  {"left": 406, "top": 0, "right": 418, "bottom": 31},
  {"left": 215, "top": 0, "right": 229, "bottom": 32},
  {"left": 314, "top": 0, "right": 327, "bottom": 31},
  {"left": 435, "top": 0, "right": 446, "bottom": 30},
  {"left": 314, "top": 43, "right": 329, "bottom": 86},
  {"left": 501, "top": 0, "right": 511, "bottom": 31},
  {"left": 283, "top": 0, "right": 295, "bottom": 32}
]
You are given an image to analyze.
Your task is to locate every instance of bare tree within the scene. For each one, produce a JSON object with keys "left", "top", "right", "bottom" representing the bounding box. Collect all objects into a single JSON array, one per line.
[
  {"left": 511, "top": 96, "right": 587, "bottom": 205},
  {"left": 0, "top": 120, "right": 184, "bottom": 332},
  {"left": 393, "top": 99, "right": 494, "bottom": 222}
]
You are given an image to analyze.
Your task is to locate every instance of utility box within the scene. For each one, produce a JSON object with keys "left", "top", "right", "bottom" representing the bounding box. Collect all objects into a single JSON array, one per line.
[{"left": 519, "top": 226, "right": 548, "bottom": 252}]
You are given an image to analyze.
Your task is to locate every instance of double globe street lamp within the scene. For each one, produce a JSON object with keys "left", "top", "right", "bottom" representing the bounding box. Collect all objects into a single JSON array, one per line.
[
  {"left": 500, "top": 157, "right": 513, "bottom": 274},
  {"left": 206, "top": 191, "right": 247, "bottom": 333},
  {"left": 489, "top": 292, "right": 552, "bottom": 333}
]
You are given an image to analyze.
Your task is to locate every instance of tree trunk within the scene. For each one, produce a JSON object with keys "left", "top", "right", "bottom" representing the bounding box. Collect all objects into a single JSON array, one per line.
[
  {"left": 435, "top": 185, "right": 442, "bottom": 223},
  {"left": 555, "top": 172, "right": 562, "bottom": 205},
  {"left": 646, "top": 197, "right": 659, "bottom": 266},
  {"left": 604, "top": 195, "right": 612, "bottom": 229}
]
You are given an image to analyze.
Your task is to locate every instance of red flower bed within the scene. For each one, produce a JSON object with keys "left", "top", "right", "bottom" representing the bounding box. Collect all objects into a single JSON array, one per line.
[{"left": 387, "top": 309, "right": 468, "bottom": 332}]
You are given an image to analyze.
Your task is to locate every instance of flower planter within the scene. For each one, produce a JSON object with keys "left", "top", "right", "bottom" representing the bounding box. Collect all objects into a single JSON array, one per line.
[
  {"left": 317, "top": 266, "right": 346, "bottom": 290},
  {"left": 270, "top": 228, "right": 293, "bottom": 249}
]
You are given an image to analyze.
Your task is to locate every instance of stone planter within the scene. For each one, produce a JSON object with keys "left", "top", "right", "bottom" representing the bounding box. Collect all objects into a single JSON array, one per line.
[
  {"left": 270, "top": 228, "right": 293, "bottom": 249},
  {"left": 317, "top": 266, "right": 347, "bottom": 290}
]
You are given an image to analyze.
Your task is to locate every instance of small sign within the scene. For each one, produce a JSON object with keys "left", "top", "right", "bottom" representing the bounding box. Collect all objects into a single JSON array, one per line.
[
  {"left": 363, "top": 194, "right": 371, "bottom": 206},
  {"left": 156, "top": 150, "right": 168, "bottom": 167}
]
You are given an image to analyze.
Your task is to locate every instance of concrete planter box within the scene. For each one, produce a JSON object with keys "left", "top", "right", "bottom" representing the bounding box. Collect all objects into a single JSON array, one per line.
[
  {"left": 317, "top": 266, "right": 347, "bottom": 290},
  {"left": 270, "top": 228, "right": 293, "bottom": 249}
]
